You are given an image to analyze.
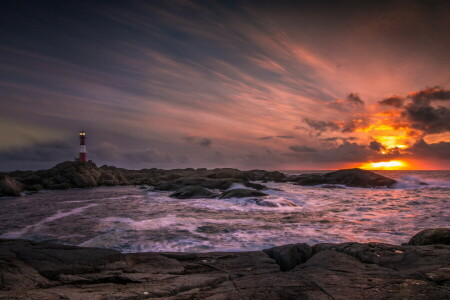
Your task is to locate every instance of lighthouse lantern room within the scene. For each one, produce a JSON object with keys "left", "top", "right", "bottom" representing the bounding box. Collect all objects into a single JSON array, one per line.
[{"left": 79, "top": 131, "right": 87, "bottom": 162}]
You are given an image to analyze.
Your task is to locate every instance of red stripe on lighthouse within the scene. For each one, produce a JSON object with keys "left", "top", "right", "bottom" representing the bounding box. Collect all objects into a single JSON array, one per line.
[{"left": 79, "top": 131, "right": 87, "bottom": 162}]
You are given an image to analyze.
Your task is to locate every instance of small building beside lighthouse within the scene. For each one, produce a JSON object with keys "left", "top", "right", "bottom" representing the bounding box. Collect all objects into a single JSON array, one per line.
[{"left": 79, "top": 131, "right": 87, "bottom": 162}]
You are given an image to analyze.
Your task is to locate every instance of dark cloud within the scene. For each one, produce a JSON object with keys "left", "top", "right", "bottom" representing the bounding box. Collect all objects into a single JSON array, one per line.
[
  {"left": 258, "top": 135, "right": 294, "bottom": 140},
  {"left": 198, "top": 138, "right": 212, "bottom": 147},
  {"left": 408, "top": 86, "right": 450, "bottom": 104},
  {"left": 404, "top": 104, "right": 450, "bottom": 134},
  {"left": 303, "top": 118, "right": 340, "bottom": 133},
  {"left": 340, "top": 119, "right": 367, "bottom": 133},
  {"left": 289, "top": 145, "right": 317, "bottom": 152},
  {"left": 377, "top": 87, "right": 450, "bottom": 134},
  {"left": 121, "top": 148, "right": 172, "bottom": 164},
  {"left": 285, "top": 141, "right": 382, "bottom": 163},
  {"left": 379, "top": 96, "right": 404, "bottom": 108},
  {"left": 321, "top": 137, "right": 357, "bottom": 142},
  {"left": 328, "top": 93, "right": 364, "bottom": 111},
  {"left": 182, "top": 136, "right": 212, "bottom": 147},
  {"left": 369, "top": 140, "right": 385, "bottom": 152},
  {"left": 409, "top": 139, "right": 450, "bottom": 160},
  {"left": 182, "top": 136, "right": 196, "bottom": 143},
  {"left": 304, "top": 117, "right": 367, "bottom": 134},
  {"left": 346, "top": 93, "right": 364, "bottom": 105},
  {"left": 0, "top": 141, "right": 72, "bottom": 163}
]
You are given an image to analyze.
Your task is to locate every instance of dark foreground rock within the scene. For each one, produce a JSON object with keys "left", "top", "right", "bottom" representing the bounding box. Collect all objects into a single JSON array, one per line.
[
  {"left": 1, "top": 229, "right": 449, "bottom": 299},
  {"left": 291, "top": 168, "right": 398, "bottom": 188},
  {"left": 408, "top": 228, "right": 450, "bottom": 246}
]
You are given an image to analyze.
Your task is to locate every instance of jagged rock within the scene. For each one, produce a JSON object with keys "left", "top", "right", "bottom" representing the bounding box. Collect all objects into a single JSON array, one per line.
[
  {"left": 264, "top": 243, "right": 312, "bottom": 271},
  {"left": 408, "top": 228, "right": 450, "bottom": 245},
  {"left": 219, "top": 188, "right": 268, "bottom": 199},
  {"left": 292, "top": 168, "right": 397, "bottom": 188},
  {"left": 1, "top": 229, "right": 450, "bottom": 299},
  {"left": 169, "top": 185, "right": 217, "bottom": 199},
  {"left": 1, "top": 164, "right": 397, "bottom": 198},
  {"left": 0, "top": 175, "right": 23, "bottom": 197}
]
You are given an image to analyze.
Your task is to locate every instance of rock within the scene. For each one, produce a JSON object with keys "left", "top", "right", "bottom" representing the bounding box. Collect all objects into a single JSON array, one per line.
[
  {"left": 408, "top": 228, "right": 450, "bottom": 245},
  {"left": 169, "top": 185, "right": 217, "bottom": 199},
  {"left": 1, "top": 229, "right": 450, "bottom": 299},
  {"left": 295, "top": 250, "right": 448, "bottom": 300},
  {"left": 0, "top": 175, "right": 23, "bottom": 197},
  {"left": 3, "top": 162, "right": 283, "bottom": 196},
  {"left": 0, "top": 239, "right": 123, "bottom": 280},
  {"left": 219, "top": 188, "right": 268, "bottom": 199},
  {"left": 293, "top": 168, "right": 397, "bottom": 188},
  {"left": 264, "top": 243, "right": 312, "bottom": 271}
]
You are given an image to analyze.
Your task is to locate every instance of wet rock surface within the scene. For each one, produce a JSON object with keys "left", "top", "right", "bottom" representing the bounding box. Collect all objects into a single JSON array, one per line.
[
  {"left": 408, "top": 228, "right": 450, "bottom": 246},
  {"left": 1, "top": 229, "right": 449, "bottom": 299},
  {"left": 291, "top": 168, "right": 398, "bottom": 188}
]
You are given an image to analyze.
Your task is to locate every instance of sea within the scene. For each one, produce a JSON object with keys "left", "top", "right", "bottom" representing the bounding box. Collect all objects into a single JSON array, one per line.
[{"left": 0, "top": 170, "right": 449, "bottom": 253}]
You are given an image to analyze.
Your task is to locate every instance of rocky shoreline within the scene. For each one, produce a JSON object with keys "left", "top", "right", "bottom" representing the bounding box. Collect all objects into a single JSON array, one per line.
[
  {"left": 0, "top": 161, "right": 398, "bottom": 198},
  {"left": 0, "top": 228, "right": 449, "bottom": 299}
]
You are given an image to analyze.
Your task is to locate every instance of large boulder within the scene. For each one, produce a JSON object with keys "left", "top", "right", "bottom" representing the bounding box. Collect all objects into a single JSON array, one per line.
[
  {"left": 408, "top": 228, "right": 450, "bottom": 245},
  {"left": 292, "top": 168, "right": 397, "bottom": 188},
  {"left": 219, "top": 188, "right": 268, "bottom": 199},
  {"left": 264, "top": 243, "right": 312, "bottom": 271},
  {"left": 169, "top": 185, "right": 217, "bottom": 199},
  {"left": 0, "top": 175, "right": 23, "bottom": 197}
]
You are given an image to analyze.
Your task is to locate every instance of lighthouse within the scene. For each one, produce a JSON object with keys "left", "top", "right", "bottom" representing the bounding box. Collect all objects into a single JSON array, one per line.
[{"left": 79, "top": 131, "right": 87, "bottom": 162}]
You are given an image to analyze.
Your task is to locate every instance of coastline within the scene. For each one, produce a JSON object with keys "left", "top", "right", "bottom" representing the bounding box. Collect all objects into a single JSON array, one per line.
[{"left": 1, "top": 228, "right": 449, "bottom": 299}]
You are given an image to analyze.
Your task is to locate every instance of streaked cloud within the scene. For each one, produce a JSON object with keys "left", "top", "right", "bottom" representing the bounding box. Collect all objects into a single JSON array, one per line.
[{"left": 1, "top": 0, "right": 449, "bottom": 170}]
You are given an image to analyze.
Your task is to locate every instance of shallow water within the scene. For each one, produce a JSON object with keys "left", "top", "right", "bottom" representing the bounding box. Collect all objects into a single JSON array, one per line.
[{"left": 0, "top": 170, "right": 449, "bottom": 253}]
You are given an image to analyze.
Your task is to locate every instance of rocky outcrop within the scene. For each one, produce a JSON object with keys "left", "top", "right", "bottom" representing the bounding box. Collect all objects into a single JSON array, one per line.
[
  {"left": 4, "top": 162, "right": 401, "bottom": 197},
  {"left": 408, "top": 228, "right": 450, "bottom": 245},
  {"left": 170, "top": 185, "right": 217, "bottom": 199},
  {"left": 0, "top": 175, "right": 23, "bottom": 197},
  {"left": 219, "top": 188, "right": 268, "bottom": 199},
  {"left": 1, "top": 229, "right": 449, "bottom": 299},
  {"left": 5, "top": 162, "right": 284, "bottom": 196},
  {"left": 291, "top": 168, "right": 397, "bottom": 188}
]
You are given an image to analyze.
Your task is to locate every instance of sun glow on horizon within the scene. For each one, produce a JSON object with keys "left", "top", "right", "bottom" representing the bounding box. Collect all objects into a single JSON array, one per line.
[{"left": 360, "top": 160, "right": 408, "bottom": 170}]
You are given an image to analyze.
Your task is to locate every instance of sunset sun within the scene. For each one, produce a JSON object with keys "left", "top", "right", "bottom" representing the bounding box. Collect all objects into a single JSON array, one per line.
[{"left": 360, "top": 160, "right": 408, "bottom": 170}]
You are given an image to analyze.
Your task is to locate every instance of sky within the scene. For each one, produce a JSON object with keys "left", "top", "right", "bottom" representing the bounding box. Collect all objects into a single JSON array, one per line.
[{"left": 1, "top": 0, "right": 450, "bottom": 171}]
